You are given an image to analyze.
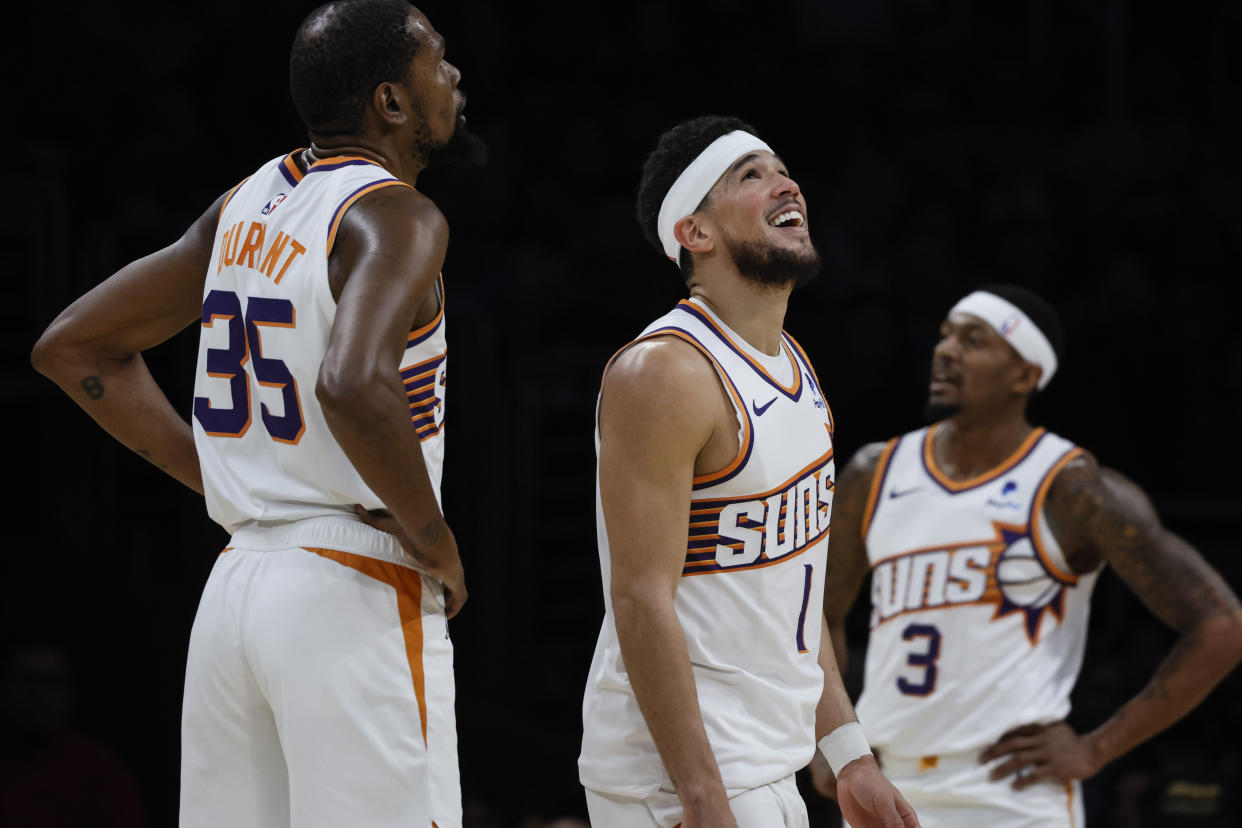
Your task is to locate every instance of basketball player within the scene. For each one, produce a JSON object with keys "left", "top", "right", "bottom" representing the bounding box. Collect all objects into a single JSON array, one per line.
[
  {"left": 30, "top": 2, "right": 486, "bottom": 825},
  {"left": 810, "top": 285, "right": 1242, "bottom": 826},
  {"left": 578, "top": 115, "right": 919, "bottom": 828}
]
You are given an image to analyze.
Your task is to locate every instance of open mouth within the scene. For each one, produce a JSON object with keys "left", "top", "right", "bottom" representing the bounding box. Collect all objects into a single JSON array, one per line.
[{"left": 768, "top": 209, "right": 806, "bottom": 228}]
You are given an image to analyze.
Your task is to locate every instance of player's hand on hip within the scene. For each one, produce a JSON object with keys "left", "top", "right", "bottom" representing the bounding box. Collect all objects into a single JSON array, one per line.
[
  {"left": 836, "top": 755, "right": 921, "bottom": 828},
  {"left": 979, "top": 721, "right": 1101, "bottom": 789},
  {"left": 353, "top": 504, "right": 468, "bottom": 618}
]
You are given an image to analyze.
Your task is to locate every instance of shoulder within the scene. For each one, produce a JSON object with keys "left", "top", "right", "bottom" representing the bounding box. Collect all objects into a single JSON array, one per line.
[
  {"left": 603, "top": 335, "right": 721, "bottom": 411},
  {"left": 1045, "top": 449, "right": 1154, "bottom": 519},
  {"left": 838, "top": 439, "right": 896, "bottom": 491},
  {"left": 336, "top": 183, "right": 446, "bottom": 246}
]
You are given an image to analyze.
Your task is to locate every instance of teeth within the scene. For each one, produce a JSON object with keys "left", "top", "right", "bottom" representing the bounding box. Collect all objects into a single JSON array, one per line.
[{"left": 770, "top": 210, "right": 805, "bottom": 227}]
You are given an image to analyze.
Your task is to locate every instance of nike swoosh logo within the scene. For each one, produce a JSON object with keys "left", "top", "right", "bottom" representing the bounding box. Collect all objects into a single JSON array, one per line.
[
  {"left": 752, "top": 397, "right": 777, "bottom": 416},
  {"left": 889, "top": 486, "right": 922, "bottom": 499}
]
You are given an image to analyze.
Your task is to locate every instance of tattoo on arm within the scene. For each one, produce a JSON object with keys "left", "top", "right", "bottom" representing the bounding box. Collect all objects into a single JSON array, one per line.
[
  {"left": 1051, "top": 462, "right": 1241, "bottom": 633},
  {"left": 80, "top": 375, "right": 104, "bottom": 400},
  {"left": 415, "top": 515, "right": 449, "bottom": 548}
]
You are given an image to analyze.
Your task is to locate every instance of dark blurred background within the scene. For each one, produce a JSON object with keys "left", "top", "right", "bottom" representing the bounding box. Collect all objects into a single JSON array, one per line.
[{"left": 6, "top": 0, "right": 1242, "bottom": 825}]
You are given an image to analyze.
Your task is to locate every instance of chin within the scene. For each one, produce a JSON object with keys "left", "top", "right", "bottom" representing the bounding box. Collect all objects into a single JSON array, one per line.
[{"left": 923, "top": 400, "right": 962, "bottom": 423}]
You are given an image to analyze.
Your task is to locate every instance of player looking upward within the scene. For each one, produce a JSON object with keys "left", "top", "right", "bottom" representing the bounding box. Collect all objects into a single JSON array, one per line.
[
  {"left": 31, "top": 2, "right": 486, "bottom": 825},
  {"left": 578, "top": 115, "right": 918, "bottom": 828}
]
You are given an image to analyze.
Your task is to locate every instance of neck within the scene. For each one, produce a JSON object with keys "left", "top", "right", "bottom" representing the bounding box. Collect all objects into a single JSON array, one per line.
[
  {"left": 934, "top": 410, "right": 1035, "bottom": 480},
  {"left": 687, "top": 268, "right": 792, "bottom": 356},
  {"left": 305, "top": 138, "right": 425, "bottom": 187}
]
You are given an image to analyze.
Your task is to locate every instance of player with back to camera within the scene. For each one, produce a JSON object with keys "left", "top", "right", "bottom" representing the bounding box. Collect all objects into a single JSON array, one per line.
[
  {"left": 578, "top": 114, "right": 920, "bottom": 828},
  {"left": 30, "top": 1, "right": 487, "bottom": 825},
  {"left": 811, "top": 285, "right": 1242, "bottom": 826}
]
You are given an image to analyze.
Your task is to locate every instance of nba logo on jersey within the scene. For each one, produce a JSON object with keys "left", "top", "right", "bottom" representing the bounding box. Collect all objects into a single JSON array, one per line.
[{"left": 261, "top": 193, "right": 288, "bottom": 215}]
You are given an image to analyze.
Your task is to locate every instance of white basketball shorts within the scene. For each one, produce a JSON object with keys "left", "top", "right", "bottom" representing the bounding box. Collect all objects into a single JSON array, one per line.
[
  {"left": 179, "top": 516, "right": 460, "bottom": 828},
  {"left": 852, "top": 750, "right": 1083, "bottom": 828},
  {"left": 585, "top": 773, "right": 808, "bottom": 828}
]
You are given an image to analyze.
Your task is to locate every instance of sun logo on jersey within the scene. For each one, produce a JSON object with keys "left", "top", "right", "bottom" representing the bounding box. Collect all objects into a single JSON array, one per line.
[{"left": 870, "top": 521, "right": 1075, "bottom": 644}]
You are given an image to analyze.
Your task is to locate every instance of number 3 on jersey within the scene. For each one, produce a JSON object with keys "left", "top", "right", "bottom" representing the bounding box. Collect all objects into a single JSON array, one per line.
[
  {"left": 194, "top": 289, "right": 305, "bottom": 444},
  {"left": 897, "top": 623, "right": 941, "bottom": 696}
]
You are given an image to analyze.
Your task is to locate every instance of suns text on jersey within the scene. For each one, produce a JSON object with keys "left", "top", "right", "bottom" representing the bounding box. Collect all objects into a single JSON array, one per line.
[{"left": 683, "top": 451, "right": 834, "bottom": 576}]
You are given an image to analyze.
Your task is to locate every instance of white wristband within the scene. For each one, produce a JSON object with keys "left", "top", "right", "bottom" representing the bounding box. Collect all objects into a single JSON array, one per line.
[{"left": 818, "top": 722, "right": 871, "bottom": 776}]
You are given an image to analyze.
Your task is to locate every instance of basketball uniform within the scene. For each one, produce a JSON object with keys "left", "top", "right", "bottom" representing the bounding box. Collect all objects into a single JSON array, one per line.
[
  {"left": 579, "top": 298, "right": 835, "bottom": 828},
  {"left": 853, "top": 424, "right": 1098, "bottom": 827},
  {"left": 181, "top": 151, "right": 459, "bottom": 828}
]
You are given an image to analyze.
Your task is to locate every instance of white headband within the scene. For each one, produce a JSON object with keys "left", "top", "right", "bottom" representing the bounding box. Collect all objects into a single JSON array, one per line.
[
  {"left": 950, "top": 291, "right": 1059, "bottom": 390},
  {"left": 657, "top": 130, "right": 774, "bottom": 265}
]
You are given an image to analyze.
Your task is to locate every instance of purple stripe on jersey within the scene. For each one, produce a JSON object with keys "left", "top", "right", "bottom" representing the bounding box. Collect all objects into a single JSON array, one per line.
[
  {"left": 278, "top": 158, "right": 300, "bottom": 188},
  {"left": 407, "top": 387, "right": 437, "bottom": 403},
  {"left": 407, "top": 320, "right": 443, "bottom": 349},
  {"left": 327, "top": 177, "right": 401, "bottom": 243},
  {"left": 401, "top": 355, "right": 445, "bottom": 379},
  {"left": 676, "top": 303, "right": 803, "bottom": 402},
  {"left": 921, "top": 429, "right": 1047, "bottom": 495},
  {"left": 307, "top": 159, "right": 384, "bottom": 174},
  {"left": 639, "top": 324, "right": 756, "bottom": 492}
]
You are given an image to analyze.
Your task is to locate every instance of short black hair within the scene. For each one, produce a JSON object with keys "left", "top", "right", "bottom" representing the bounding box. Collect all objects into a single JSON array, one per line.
[
  {"left": 978, "top": 282, "right": 1066, "bottom": 365},
  {"left": 289, "top": 0, "right": 421, "bottom": 136},
  {"left": 636, "top": 115, "right": 760, "bottom": 278}
]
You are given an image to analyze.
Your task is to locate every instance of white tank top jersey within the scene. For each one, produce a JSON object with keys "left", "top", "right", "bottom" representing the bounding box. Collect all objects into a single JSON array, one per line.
[
  {"left": 192, "top": 151, "right": 447, "bottom": 534},
  {"left": 580, "top": 298, "right": 836, "bottom": 798},
  {"left": 855, "top": 425, "right": 1100, "bottom": 759}
]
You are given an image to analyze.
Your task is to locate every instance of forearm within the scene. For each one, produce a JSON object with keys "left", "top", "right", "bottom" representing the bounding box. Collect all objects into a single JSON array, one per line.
[
  {"left": 1087, "top": 610, "right": 1242, "bottom": 768},
  {"left": 815, "top": 617, "right": 859, "bottom": 742},
  {"left": 613, "top": 590, "right": 727, "bottom": 805},
  {"left": 35, "top": 346, "right": 203, "bottom": 494},
  {"left": 319, "top": 374, "right": 457, "bottom": 574}
]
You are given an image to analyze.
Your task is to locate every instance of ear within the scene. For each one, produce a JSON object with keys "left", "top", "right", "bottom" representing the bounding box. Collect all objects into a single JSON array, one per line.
[
  {"left": 372, "top": 81, "right": 408, "bottom": 128},
  {"left": 675, "top": 214, "right": 714, "bottom": 256},
  {"left": 1012, "top": 361, "right": 1042, "bottom": 397}
]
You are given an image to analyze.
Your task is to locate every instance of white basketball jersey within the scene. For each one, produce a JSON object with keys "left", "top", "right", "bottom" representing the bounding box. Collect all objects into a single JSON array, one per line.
[
  {"left": 580, "top": 298, "right": 836, "bottom": 798},
  {"left": 855, "top": 425, "right": 1099, "bottom": 758},
  {"left": 192, "top": 151, "right": 447, "bottom": 534}
]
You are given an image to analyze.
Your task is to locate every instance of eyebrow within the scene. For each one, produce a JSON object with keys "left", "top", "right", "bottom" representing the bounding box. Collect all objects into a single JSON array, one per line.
[{"left": 727, "top": 152, "right": 787, "bottom": 177}]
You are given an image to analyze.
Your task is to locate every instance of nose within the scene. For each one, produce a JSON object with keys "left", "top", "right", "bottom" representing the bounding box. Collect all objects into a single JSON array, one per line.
[
  {"left": 447, "top": 60, "right": 462, "bottom": 88},
  {"left": 932, "top": 331, "right": 961, "bottom": 362},
  {"left": 773, "top": 172, "right": 800, "bottom": 199}
]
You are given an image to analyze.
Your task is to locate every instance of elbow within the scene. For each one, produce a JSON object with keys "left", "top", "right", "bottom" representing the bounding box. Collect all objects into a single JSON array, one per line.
[
  {"left": 1194, "top": 608, "right": 1242, "bottom": 667},
  {"left": 30, "top": 321, "right": 78, "bottom": 383},
  {"left": 315, "top": 361, "right": 381, "bottom": 417}
]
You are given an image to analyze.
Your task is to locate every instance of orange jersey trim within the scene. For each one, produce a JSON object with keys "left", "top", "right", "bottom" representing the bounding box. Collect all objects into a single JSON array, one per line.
[
  {"left": 861, "top": 438, "right": 900, "bottom": 539},
  {"left": 923, "top": 425, "right": 1046, "bottom": 493},
  {"left": 303, "top": 547, "right": 429, "bottom": 742},
  {"left": 784, "top": 331, "right": 834, "bottom": 433},
  {"left": 1030, "top": 447, "right": 1086, "bottom": 585},
  {"left": 325, "top": 180, "right": 414, "bottom": 257},
  {"left": 676, "top": 300, "right": 802, "bottom": 397},
  {"left": 218, "top": 176, "right": 251, "bottom": 220}
]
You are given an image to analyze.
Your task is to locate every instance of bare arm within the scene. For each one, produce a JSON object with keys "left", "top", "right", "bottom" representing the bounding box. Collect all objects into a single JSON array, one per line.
[
  {"left": 317, "top": 185, "right": 466, "bottom": 616},
  {"left": 822, "top": 442, "right": 889, "bottom": 675},
  {"left": 598, "top": 338, "right": 737, "bottom": 827},
  {"left": 812, "top": 443, "right": 923, "bottom": 828},
  {"left": 30, "top": 194, "right": 228, "bottom": 494},
  {"left": 982, "top": 455, "right": 1242, "bottom": 786}
]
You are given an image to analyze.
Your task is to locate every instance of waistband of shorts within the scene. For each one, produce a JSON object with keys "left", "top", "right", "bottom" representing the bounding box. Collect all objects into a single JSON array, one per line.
[
  {"left": 227, "top": 514, "right": 426, "bottom": 573},
  {"left": 878, "top": 749, "right": 987, "bottom": 777}
]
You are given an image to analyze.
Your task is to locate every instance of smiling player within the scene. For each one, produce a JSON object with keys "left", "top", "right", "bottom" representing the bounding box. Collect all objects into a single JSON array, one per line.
[
  {"left": 813, "top": 285, "right": 1242, "bottom": 826},
  {"left": 578, "top": 115, "right": 917, "bottom": 828}
]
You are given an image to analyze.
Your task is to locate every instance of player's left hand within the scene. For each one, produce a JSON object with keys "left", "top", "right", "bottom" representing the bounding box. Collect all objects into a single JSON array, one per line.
[
  {"left": 979, "top": 721, "right": 1101, "bottom": 789},
  {"left": 836, "top": 755, "right": 921, "bottom": 828}
]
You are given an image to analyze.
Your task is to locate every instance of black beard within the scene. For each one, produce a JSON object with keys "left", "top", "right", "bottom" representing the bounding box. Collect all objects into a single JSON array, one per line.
[
  {"left": 425, "top": 114, "right": 488, "bottom": 170},
  {"left": 923, "top": 401, "right": 962, "bottom": 423},
  {"left": 721, "top": 231, "right": 821, "bottom": 290}
]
